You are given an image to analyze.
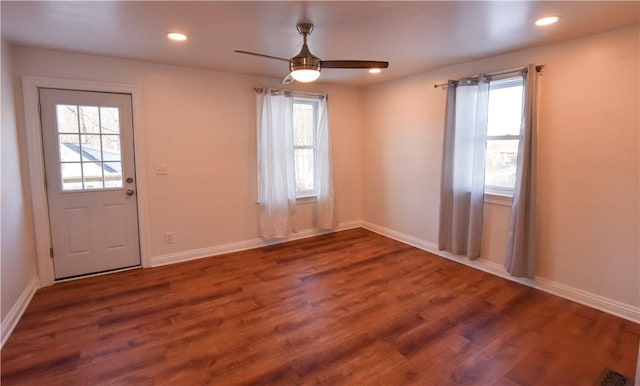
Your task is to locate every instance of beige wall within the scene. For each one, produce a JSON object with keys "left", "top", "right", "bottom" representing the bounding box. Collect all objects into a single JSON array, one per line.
[
  {"left": 362, "top": 24, "right": 640, "bottom": 308},
  {"left": 1, "top": 40, "right": 38, "bottom": 322},
  {"left": 11, "top": 47, "right": 363, "bottom": 260}
]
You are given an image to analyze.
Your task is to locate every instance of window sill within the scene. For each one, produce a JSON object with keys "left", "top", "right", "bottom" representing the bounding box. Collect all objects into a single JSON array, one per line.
[
  {"left": 484, "top": 192, "right": 513, "bottom": 206},
  {"left": 296, "top": 196, "right": 318, "bottom": 204}
]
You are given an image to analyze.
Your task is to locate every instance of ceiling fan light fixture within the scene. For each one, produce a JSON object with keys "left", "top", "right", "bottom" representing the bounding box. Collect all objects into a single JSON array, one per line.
[
  {"left": 369, "top": 68, "right": 382, "bottom": 74},
  {"left": 291, "top": 69, "right": 321, "bottom": 83},
  {"left": 234, "top": 22, "right": 389, "bottom": 83},
  {"left": 289, "top": 51, "right": 321, "bottom": 82}
]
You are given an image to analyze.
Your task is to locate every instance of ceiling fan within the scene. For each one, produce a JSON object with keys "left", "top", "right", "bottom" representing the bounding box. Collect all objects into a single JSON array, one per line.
[{"left": 234, "top": 22, "right": 389, "bottom": 84}]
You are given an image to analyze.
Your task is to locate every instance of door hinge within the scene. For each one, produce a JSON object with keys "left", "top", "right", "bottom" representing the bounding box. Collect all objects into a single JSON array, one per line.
[{"left": 49, "top": 247, "right": 54, "bottom": 258}]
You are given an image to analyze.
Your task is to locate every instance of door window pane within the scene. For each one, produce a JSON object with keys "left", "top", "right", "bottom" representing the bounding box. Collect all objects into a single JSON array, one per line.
[
  {"left": 100, "top": 107, "right": 120, "bottom": 134},
  {"left": 56, "top": 105, "right": 79, "bottom": 133},
  {"left": 56, "top": 104, "right": 124, "bottom": 191},
  {"left": 61, "top": 162, "right": 82, "bottom": 191},
  {"left": 79, "top": 106, "right": 100, "bottom": 133},
  {"left": 59, "top": 135, "right": 81, "bottom": 162},
  {"left": 83, "top": 162, "right": 104, "bottom": 189},
  {"left": 104, "top": 162, "right": 123, "bottom": 188},
  {"left": 102, "top": 135, "right": 121, "bottom": 160},
  {"left": 81, "top": 135, "right": 102, "bottom": 161}
]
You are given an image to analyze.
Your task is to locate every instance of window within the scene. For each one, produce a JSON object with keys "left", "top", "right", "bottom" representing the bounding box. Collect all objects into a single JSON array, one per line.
[
  {"left": 56, "top": 104, "right": 123, "bottom": 191},
  {"left": 256, "top": 89, "right": 331, "bottom": 204},
  {"left": 485, "top": 76, "right": 524, "bottom": 196},
  {"left": 257, "top": 89, "right": 335, "bottom": 238},
  {"left": 293, "top": 97, "right": 319, "bottom": 198}
]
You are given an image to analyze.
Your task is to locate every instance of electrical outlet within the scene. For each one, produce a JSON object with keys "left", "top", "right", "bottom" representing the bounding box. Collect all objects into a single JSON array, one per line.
[
  {"left": 155, "top": 164, "right": 168, "bottom": 175},
  {"left": 164, "top": 232, "right": 174, "bottom": 244}
]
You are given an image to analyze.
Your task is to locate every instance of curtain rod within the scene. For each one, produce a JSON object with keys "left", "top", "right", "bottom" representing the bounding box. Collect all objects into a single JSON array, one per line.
[
  {"left": 254, "top": 88, "right": 325, "bottom": 99},
  {"left": 433, "top": 65, "right": 544, "bottom": 89}
]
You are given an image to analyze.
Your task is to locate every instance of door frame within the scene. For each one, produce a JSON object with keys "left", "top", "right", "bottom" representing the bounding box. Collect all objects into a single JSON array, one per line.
[{"left": 23, "top": 76, "right": 151, "bottom": 287}]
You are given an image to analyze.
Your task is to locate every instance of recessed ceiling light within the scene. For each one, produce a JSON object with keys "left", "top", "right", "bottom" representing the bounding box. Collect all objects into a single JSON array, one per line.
[
  {"left": 167, "top": 32, "right": 188, "bottom": 41},
  {"left": 369, "top": 68, "right": 382, "bottom": 74},
  {"left": 535, "top": 16, "right": 560, "bottom": 26}
]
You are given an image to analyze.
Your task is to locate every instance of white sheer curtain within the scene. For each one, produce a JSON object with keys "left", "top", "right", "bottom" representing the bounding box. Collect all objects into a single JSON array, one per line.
[
  {"left": 256, "top": 90, "right": 336, "bottom": 238},
  {"left": 439, "top": 77, "right": 489, "bottom": 259},
  {"left": 505, "top": 65, "right": 539, "bottom": 278},
  {"left": 257, "top": 89, "right": 297, "bottom": 238},
  {"left": 315, "top": 96, "right": 337, "bottom": 230}
]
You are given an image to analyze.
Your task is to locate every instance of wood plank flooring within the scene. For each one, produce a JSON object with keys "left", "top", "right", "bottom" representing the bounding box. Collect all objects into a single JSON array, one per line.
[{"left": 2, "top": 228, "right": 639, "bottom": 385}]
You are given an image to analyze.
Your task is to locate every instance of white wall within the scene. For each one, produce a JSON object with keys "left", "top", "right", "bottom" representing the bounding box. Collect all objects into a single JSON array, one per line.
[
  {"left": 11, "top": 47, "right": 363, "bottom": 264},
  {"left": 1, "top": 41, "right": 38, "bottom": 324},
  {"left": 362, "top": 25, "right": 640, "bottom": 310}
]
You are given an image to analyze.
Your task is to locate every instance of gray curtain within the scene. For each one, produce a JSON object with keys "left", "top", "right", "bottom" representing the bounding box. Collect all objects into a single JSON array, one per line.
[
  {"left": 439, "top": 77, "right": 490, "bottom": 259},
  {"left": 505, "top": 65, "right": 539, "bottom": 278}
]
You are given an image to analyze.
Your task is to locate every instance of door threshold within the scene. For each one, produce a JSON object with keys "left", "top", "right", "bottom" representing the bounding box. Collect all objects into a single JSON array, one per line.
[{"left": 55, "top": 265, "right": 141, "bottom": 283}]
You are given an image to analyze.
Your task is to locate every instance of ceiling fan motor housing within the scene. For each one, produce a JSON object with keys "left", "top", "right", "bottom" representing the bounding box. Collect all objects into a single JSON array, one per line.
[
  {"left": 290, "top": 23, "right": 321, "bottom": 73},
  {"left": 290, "top": 52, "right": 321, "bottom": 73}
]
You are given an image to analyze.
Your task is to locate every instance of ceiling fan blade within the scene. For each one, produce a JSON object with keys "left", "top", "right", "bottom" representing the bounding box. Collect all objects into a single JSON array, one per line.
[
  {"left": 281, "top": 73, "right": 294, "bottom": 84},
  {"left": 320, "top": 60, "right": 389, "bottom": 69},
  {"left": 234, "top": 50, "right": 289, "bottom": 62}
]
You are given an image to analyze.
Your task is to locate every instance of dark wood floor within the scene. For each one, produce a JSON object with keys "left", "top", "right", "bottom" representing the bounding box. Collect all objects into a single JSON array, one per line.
[{"left": 2, "top": 228, "right": 638, "bottom": 385}]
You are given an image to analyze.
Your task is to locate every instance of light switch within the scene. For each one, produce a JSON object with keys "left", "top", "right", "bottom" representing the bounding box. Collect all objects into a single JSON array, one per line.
[{"left": 155, "top": 164, "right": 168, "bottom": 175}]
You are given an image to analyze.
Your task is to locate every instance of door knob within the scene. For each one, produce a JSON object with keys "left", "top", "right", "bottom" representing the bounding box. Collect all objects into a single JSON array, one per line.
[{"left": 126, "top": 189, "right": 135, "bottom": 196}]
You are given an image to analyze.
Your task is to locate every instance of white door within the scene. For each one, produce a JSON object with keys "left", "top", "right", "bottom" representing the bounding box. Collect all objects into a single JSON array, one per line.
[{"left": 39, "top": 88, "right": 141, "bottom": 279}]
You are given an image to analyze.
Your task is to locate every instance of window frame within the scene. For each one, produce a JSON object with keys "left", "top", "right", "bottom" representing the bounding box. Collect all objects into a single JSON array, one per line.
[
  {"left": 292, "top": 96, "right": 320, "bottom": 199},
  {"left": 484, "top": 75, "right": 524, "bottom": 202}
]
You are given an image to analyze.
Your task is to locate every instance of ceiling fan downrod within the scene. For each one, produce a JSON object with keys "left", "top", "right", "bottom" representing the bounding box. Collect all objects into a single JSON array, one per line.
[{"left": 290, "top": 23, "right": 320, "bottom": 76}]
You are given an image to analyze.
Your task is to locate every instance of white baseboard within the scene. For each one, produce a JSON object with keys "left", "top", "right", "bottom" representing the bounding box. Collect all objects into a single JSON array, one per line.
[
  {"left": 1, "top": 277, "right": 40, "bottom": 348},
  {"left": 151, "top": 221, "right": 362, "bottom": 267},
  {"left": 361, "top": 221, "right": 640, "bottom": 324}
]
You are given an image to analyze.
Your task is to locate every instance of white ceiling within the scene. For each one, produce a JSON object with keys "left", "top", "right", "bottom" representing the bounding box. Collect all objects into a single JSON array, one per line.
[{"left": 2, "top": 1, "right": 639, "bottom": 86}]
